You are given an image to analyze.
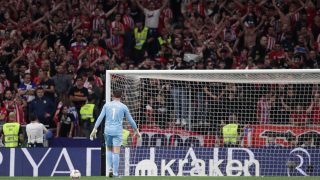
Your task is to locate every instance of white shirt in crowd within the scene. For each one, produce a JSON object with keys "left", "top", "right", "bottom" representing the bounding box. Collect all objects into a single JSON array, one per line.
[
  {"left": 26, "top": 122, "right": 48, "bottom": 144},
  {"left": 144, "top": 8, "right": 161, "bottom": 29}
]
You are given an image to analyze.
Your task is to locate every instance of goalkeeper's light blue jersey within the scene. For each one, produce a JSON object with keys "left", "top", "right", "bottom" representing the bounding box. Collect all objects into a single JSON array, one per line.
[{"left": 94, "top": 100, "right": 137, "bottom": 136}]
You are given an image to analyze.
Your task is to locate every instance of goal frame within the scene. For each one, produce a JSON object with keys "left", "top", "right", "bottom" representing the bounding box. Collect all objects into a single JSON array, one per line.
[{"left": 105, "top": 69, "right": 320, "bottom": 101}]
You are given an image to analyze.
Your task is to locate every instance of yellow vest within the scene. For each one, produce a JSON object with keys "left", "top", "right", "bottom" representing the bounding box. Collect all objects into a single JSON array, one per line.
[
  {"left": 134, "top": 27, "right": 149, "bottom": 50},
  {"left": 222, "top": 124, "right": 239, "bottom": 144},
  {"left": 3, "top": 122, "right": 20, "bottom": 147},
  {"left": 158, "top": 36, "right": 172, "bottom": 46},
  {"left": 80, "top": 104, "right": 95, "bottom": 123},
  {"left": 122, "top": 129, "right": 130, "bottom": 146}
]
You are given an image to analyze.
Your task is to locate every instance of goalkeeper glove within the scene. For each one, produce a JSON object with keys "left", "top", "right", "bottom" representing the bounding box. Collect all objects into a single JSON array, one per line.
[
  {"left": 90, "top": 128, "right": 98, "bottom": 141},
  {"left": 134, "top": 129, "right": 141, "bottom": 139}
]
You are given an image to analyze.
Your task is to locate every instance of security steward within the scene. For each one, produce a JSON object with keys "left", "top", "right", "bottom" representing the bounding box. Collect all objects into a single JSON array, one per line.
[
  {"left": 157, "top": 30, "right": 172, "bottom": 47},
  {"left": 122, "top": 121, "right": 133, "bottom": 147},
  {"left": 133, "top": 18, "right": 153, "bottom": 64},
  {"left": 79, "top": 96, "right": 98, "bottom": 138},
  {"left": 1, "top": 112, "right": 24, "bottom": 147},
  {"left": 222, "top": 114, "right": 242, "bottom": 147},
  {"left": 122, "top": 128, "right": 132, "bottom": 147}
]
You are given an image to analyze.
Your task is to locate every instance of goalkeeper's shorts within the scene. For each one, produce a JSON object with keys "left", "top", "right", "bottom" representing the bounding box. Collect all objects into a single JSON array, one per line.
[{"left": 105, "top": 134, "right": 122, "bottom": 147}]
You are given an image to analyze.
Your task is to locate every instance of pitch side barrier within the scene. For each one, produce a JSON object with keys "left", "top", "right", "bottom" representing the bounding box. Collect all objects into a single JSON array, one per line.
[{"left": 0, "top": 147, "right": 318, "bottom": 176}]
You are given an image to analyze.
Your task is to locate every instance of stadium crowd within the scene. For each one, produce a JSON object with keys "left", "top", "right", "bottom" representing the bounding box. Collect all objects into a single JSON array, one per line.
[{"left": 0, "top": 0, "right": 320, "bottom": 147}]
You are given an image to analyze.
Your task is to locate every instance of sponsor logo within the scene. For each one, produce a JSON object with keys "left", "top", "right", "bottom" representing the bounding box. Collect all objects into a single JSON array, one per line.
[
  {"left": 287, "top": 148, "right": 313, "bottom": 176},
  {"left": 0, "top": 151, "right": 2, "bottom": 165},
  {"left": 0, "top": 148, "right": 100, "bottom": 176},
  {"left": 125, "top": 148, "right": 260, "bottom": 176}
]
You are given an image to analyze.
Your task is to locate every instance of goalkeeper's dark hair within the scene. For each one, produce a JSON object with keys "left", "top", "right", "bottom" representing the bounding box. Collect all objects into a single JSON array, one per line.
[{"left": 113, "top": 89, "right": 122, "bottom": 98}]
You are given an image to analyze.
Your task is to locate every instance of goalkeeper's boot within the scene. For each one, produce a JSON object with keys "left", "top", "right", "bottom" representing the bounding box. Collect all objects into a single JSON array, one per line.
[{"left": 108, "top": 169, "right": 113, "bottom": 178}]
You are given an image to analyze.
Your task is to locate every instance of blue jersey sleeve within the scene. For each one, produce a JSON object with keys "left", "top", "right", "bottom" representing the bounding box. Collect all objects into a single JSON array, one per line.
[
  {"left": 124, "top": 105, "right": 137, "bottom": 130},
  {"left": 94, "top": 104, "right": 106, "bottom": 129}
]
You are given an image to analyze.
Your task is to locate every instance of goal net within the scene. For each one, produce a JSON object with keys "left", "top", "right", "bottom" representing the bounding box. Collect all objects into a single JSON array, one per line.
[{"left": 105, "top": 69, "right": 320, "bottom": 177}]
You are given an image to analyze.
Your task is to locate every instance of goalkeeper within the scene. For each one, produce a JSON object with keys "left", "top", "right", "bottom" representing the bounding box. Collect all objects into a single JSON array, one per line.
[{"left": 90, "top": 89, "right": 141, "bottom": 178}]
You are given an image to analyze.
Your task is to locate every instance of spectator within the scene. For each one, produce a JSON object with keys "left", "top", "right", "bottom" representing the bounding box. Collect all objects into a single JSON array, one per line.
[
  {"left": 56, "top": 105, "right": 75, "bottom": 138},
  {"left": 86, "top": 76, "right": 103, "bottom": 106},
  {"left": 106, "top": 23, "right": 125, "bottom": 59},
  {"left": 70, "top": 33, "right": 88, "bottom": 59},
  {"left": 10, "top": 64, "right": 27, "bottom": 90},
  {"left": 171, "top": 80, "right": 189, "bottom": 126},
  {"left": 17, "top": 73, "right": 36, "bottom": 103},
  {"left": 135, "top": 0, "right": 168, "bottom": 32},
  {"left": 12, "top": 95, "right": 27, "bottom": 125},
  {"left": 305, "top": 50, "right": 320, "bottom": 68},
  {"left": 92, "top": 3, "right": 119, "bottom": 33},
  {"left": 0, "top": 69, "right": 10, "bottom": 96},
  {"left": 220, "top": 84, "right": 242, "bottom": 119},
  {"left": 256, "top": 92, "right": 275, "bottom": 124},
  {"left": 0, "top": 101, "right": 7, "bottom": 126},
  {"left": 26, "top": 114, "right": 48, "bottom": 147},
  {"left": 203, "top": 82, "right": 224, "bottom": 135},
  {"left": 52, "top": 64, "right": 72, "bottom": 98},
  {"left": 282, "top": 101, "right": 308, "bottom": 127},
  {"left": 78, "top": 37, "right": 107, "bottom": 65},
  {"left": 307, "top": 92, "right": 320, "bottom": 125},
  {"left": 3, "top": 89, "right": 25, "bottom": 121},
  {"left": 93, "top": 61, "right": 107, "bottom": 80},
  {"left": 239, "top": 12, "right": 266, "bottom": 49},
  {"left": 53, "top": 95, "right": 79, "bottom": 128},
  {"left": 250, "top": 36, "right": 268, "bottom": 65},
  {"left": 69, "top": 76, "right": 89, "bottom": 112},
  {"left": 29, "top": 87, "right": 55, "bottom": 128},
  {"left": 268, "top": 42, "right": 286, "bottom": 68},
  {"left": 191, "top": 82, "right": 206, "bottom": 125},
  {"left": 122, "top": 6, "right": 135, "bottom": 58},
  {"left": 152, "top": 94, "right": 169, "bottom": 128},
  {"left": 38, "top": 69, "right": 55, "bottom": 101},
  {"left": 135, "top": 0, "right": 169, "bottom": 57}
]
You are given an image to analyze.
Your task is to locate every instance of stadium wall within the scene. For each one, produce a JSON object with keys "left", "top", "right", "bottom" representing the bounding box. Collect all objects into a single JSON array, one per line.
[{"left": 0, "top": 147, "right": 319, "bottom": 177}]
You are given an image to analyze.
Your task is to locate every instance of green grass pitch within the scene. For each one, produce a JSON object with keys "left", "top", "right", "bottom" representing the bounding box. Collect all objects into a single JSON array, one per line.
[{"left": 0, "top": 177, "right": 319, "bottom": 180}]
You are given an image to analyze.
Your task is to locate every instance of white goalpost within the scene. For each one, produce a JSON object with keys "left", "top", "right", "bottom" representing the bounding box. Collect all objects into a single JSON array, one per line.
[{"left": 105, "top": 69, "right": 320, "bottom": 177}]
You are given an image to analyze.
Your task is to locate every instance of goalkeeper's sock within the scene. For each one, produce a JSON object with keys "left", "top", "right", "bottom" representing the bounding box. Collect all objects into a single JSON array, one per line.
[
  {"left": 113, "top": 153, "right": 120, "bottom": 176},
  {"left": 107, "top": 151, "right": 113, "bottom": 171}
]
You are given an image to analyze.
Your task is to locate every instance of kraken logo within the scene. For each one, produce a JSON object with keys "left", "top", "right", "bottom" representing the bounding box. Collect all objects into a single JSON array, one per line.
[{"left": 287, "top": 148, "right": 313, "bottom": 176}]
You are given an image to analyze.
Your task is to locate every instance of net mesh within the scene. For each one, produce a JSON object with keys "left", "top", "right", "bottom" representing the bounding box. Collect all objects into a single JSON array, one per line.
[{"left": 108, "top": 70, "right": 320, "bottom": 176}]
